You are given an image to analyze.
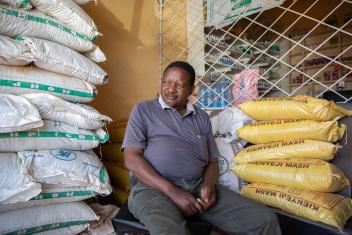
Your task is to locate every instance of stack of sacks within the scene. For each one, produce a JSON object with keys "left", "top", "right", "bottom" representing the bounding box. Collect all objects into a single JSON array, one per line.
[
  {"left": 210, "top": 107, "right": 253, "bottom": 192},
  {"left": 0, "top": 1, "right": 115, "bottom": 233},
  {"left": 231, "top": 95, "right": 352, "bottom": 230},
  {"left": 0, "top": 94, "right": 110, "bottom": 234},
  {"left": 100, "top": 121, "right": 130, "bottom": 206}
]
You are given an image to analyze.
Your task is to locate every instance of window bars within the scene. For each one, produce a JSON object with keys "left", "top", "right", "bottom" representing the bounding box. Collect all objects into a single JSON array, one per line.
[{"left": 160, "top": 0, "right": 352, "bottom": 109}]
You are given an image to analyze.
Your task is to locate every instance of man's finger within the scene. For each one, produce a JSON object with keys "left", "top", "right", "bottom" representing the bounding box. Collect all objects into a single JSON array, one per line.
[{"left": 193, "top": 200, "right": 203, "bottom": 213}]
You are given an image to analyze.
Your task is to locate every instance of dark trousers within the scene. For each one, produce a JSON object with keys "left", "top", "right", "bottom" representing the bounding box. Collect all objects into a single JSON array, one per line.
[{"left": 128, "top": 178, "right": 282, "bottom": 235}]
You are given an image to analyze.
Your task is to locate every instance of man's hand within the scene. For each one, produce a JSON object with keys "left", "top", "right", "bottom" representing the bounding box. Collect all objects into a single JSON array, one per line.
[
  {"left": 168, "top": 187, "right": 203, "bottom": 216},
  {"left": 197, "top": 184, "right": 216, "bottom": 211}
]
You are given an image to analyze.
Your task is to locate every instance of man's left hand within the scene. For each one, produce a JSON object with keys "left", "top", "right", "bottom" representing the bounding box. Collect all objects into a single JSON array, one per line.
[{"left": 197, "top": 185, "right": 216, "bottom": 211}]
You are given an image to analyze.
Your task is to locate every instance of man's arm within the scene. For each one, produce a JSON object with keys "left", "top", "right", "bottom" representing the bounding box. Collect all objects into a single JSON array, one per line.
[{"left": 124, "top": 147, "right": 203, "bottom": 215}]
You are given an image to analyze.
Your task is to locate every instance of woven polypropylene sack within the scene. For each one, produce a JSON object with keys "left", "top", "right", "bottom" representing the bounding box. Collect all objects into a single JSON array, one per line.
[
  {"left": 101, "top": 143, "right": 124, "bottom": 163},
  {"left": 237, "top": 120, "right": 345, "bottom": 144},
  {"left": 21, "top": 36, "right": 108, "bottom": 85},
  {"left": 216, "top": 138, "right": 242, "bottom": 192},
  {"left": 0, "top": 0, "right": 32, "bottom": 8},
  {"left": 234, "top": 139, "right": 339, "bottom": 164},
  {"left": 19, "top": 150, "right": 112, "bottom": 195},
  {"left": 241, "top": 183, "right": 352, "bottom": 230},
  {"left": 31, "top": 0, "right": 99, "bottom": 39},
  {"left": 0, "top": 35, "right": 32, "bottom": 66},
  {"left": 0, "top": 201, "right": 98, "bottom": 234},
  {"left": 0, "top": 120, "right": 108, "bottom": 152},
  {"left": 104, "top": 162, "right": 130, "bottom": 189},
  {"left": 0, "top": 153, "right": 41, "bottom": 204},
  {"left": 0, "top": 5, "right": 101, "bottom": 53},
  {"left": 0, "top": 184, "right": 96, "bottom": 213},
  {"left": 37, "top": 224, "right": 89, "bottom": 235},
  {"left": 239, "top": 95, "right": 352, "bottom": 121},
  {"left": 0, "top": 64, "right": 96, "bottom": 103},
  {"left": 0, "top": 94, "right": 43, "bottom": 133},
  {"left": 232, "top": 158, "right": 349, "bottom": 192},
  {"left": 22, "top": 93, "right": 112, "bottom": 130}
]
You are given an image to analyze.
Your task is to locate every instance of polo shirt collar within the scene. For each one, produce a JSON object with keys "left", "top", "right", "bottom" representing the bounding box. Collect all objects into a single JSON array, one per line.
[{"left": 158, "top": 96, "right": 196, "bottom": 115}]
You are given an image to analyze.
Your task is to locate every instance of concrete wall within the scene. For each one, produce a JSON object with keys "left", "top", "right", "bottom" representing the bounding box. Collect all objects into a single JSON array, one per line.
[{"left": 83, "top": 0, "right": 160, "bottom": 123}]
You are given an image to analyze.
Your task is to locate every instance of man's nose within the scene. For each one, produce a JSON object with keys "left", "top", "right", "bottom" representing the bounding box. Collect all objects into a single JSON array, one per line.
[{"left": 167, "top": 83, "right": 177, "bottom": 92}]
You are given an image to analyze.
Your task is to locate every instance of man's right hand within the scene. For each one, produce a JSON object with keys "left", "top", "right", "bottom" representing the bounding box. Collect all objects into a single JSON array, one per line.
[{"left": 168, "top": 187, "right": 203, "bottom": 216}]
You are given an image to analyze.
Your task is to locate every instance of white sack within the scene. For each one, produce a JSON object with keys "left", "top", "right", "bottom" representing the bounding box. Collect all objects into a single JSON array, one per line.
[
  {"left": 0, "top": 35, "right": 32, "bottom": 66},
  {"left": 19, "top": 150, "right": 112, "bottom": 195},
  {"left": 0, "top": 93, "right": 43, "bottom": 133},
  {"left": 210, "top": 107, "right": 253, "bottom": 144},
  {"left": 216, "top": 138, "right": 242, "bottom": 192},
  {"left": 0, "top": 184, "right": 96, "bottom": 213},
  {"left": 0, "top": 64, "right": 96, "bottom": 103},
  {"left": 0, "top": 0, "right": 32, "bottom": 8},
  {"left": 0, "top": 4, "right": 103, "bottom": 56},
  {"left": 38, "top": 224, "right": 89, "bottom": 235},
  {"left": 31, "top": 0, "right": 99, "bottom": 39},
  {"left": 22, "top": 93, "right": 112, "bottom": 130},
  {"left": 22, "top": 36, "right": 108, "bottom": 85},
  {"left": 0, "top": 120, "right": 108, "bottom": 152},
  {"left": 0, "top": 201, "right": 99, "bottom": 234},
  {"left": 0, "top": 153, "right": 41, "bottom": 204}
]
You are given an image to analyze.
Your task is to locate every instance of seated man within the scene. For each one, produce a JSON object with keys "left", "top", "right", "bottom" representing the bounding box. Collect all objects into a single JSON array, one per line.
[{"left": 122, "top": 61, "right": 281, "bottom": 235}]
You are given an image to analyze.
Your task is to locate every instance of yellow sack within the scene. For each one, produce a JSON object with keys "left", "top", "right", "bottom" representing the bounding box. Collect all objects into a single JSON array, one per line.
[
  {"left": 237, "top": 120, "right": 345, "bottom": 144},
  {"left": 112, "top": 186, "right": 130, "bottom": 206},
  {"left": 101, "top": 143, "right": 124, "bottom": 163},
  {"left": 239, "top": 95, "right": 352, "bottom": 121},
  {"left": 234, "top": 140, "right": 339, "bottom": 164},
  {"left": 104, "top": 161, "right": 130, "bottom": 189},
  {"left": 109, "top": 121, "right": 127, "bottom": 143},
  {"left": 241, "top": 183, "right": 352, "bottom": 230},
  {"left": 232, "top": 158, "right": 349, "bottom": 192}
]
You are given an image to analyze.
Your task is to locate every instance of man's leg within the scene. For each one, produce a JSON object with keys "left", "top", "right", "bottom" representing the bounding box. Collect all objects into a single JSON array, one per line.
[
  {"left": 197, "top": 185, "right": 281, "bottom": 235},
  {"left": 128, "top": 181, "right": 191, "bottom": 235}
]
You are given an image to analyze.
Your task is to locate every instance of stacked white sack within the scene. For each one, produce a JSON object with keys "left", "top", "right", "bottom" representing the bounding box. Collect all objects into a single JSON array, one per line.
[
  {"left": 22, "top": 93, "right": 112, "bottom": 130},
  {"left": 0, "top": 4, "right": 105, "bottom": 62},
  {"left": 0, "top": 94, "right": 43, "bottom": 133},
  {"left": 0, "top": 64, "right": 97, "bottom": 103}
]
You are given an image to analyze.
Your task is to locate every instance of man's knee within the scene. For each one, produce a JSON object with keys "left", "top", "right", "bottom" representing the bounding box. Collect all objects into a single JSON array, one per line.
[{"left": 255, "top": 207, "right": 281, "bottom": 234}]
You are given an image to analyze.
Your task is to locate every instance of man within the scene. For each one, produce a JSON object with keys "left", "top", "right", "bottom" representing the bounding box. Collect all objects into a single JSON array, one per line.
[{"left": 122, "top": 61, "right": 281, "bottom": 235}]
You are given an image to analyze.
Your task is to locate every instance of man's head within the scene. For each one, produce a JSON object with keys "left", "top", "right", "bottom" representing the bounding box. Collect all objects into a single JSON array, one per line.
[{"left": 161, "top": 61, "right": 195, "bottom": 111}]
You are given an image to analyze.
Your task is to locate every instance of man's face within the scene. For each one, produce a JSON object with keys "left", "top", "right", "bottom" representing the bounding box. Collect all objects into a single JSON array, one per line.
[{"left": 161, "top": 67, "right": 194, "bottom": 109}]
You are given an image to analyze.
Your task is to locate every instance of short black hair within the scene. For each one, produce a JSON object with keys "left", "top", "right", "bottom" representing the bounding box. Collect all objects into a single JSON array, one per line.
[{"left": 163, "top": 61, "right": 196, "bottom": 87}]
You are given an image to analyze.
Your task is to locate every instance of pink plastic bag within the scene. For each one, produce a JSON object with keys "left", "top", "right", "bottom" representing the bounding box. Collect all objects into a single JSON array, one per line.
[{"left": 232, "top": 69, "right": 259, "bottom": 106}]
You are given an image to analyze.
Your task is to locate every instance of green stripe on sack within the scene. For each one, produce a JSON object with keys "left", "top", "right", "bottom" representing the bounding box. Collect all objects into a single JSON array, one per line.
[
  {"left": 0, "top": 131, "right": 101, "bottom": 142},
  {"left": 20, "top": 0, "right": 30, "bottom": 8},
  {"left": 0, "top": 6, "right": 92, "bottom": 41},
  {"left": 5, "top": 220, "right": 91, "bottom": 235},
  {"left": 99, "top": 167, "right": 107, "bottom": 184},
  {"left": 31, "top": 190, "right": 95, "bottom": 200},
  {"left": 0, "top": 79, "right": 95, "bottom": 98}
]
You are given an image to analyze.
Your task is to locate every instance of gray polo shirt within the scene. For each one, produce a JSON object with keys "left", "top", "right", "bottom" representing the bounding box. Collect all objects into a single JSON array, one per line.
[{"left": 122, "top": 97, "right": 219, "bottom": 181}]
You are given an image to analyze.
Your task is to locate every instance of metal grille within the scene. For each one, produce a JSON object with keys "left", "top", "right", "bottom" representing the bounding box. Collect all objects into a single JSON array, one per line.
[{"left": 159, "top": 0, "right": 352, "bottom": 109}]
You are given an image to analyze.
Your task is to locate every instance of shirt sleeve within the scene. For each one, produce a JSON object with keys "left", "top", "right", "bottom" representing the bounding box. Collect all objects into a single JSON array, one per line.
[
  {"left": 121, "top": 104, "right": 147, "bottom": 151},
  {"left": 205, "top": 114, "right": 220, "bottom": 159}
]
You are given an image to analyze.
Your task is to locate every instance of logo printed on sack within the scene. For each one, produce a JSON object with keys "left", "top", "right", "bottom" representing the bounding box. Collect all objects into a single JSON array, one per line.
[
  {"left": 218, "top": 155, "right": 229, "bottom": 176},
  {"left": 50, "top": 150, "right": 77, "bottom": 161}
]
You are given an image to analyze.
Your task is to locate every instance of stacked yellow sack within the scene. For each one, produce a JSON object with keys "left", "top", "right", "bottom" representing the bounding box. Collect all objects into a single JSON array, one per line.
[
  {"left": 102, "top": 120, "right": 130, "bottom": 205},
  {"left": 239, "top": 95, "right": 352, "bottom": 121},
  {"left": 241, "top": 183, "right": 352, "bottom": 230},
  {"left": 232, "top": 95, "right": 352, "bottom": 229}
]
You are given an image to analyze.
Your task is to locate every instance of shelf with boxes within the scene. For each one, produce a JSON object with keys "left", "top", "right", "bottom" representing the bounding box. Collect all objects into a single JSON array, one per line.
[
  {"left": 288, "top": 26, "right": 352, "bottom": 92},
  {"left": 198, "top": 29, "right": 282, "bottom": 109}
]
